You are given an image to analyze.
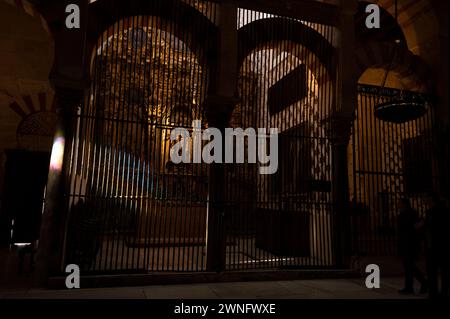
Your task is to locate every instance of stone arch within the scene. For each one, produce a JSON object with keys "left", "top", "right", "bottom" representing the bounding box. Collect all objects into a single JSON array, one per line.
[
  {"left": 350, "top": 5, "right": 437, "bottom": 235},
  {"left": 0, "top": 0, "right": 55, "bottom": 152},
  {"left": 1, "top": 0, "right": 51, "bottom": 35},
  {"left": 235, "top": 18, "right": 336, "bottom": 198},
  {"left": 86, "top": 0, "right": 218, "bottom": 81},
  {"left": 354, "top": 1, "right": 436, "bottom": 93},
  {"left": 13, "top": 92, "right": 57, "bottom": 152},
  {"left": 358, "top": 0, "right": 440, "bottom": 60},
  {"left": 88, "top": 15, "right": 209, "bottom": 127},
  {"left": 237, "top": 17, "right": 337, "bottom": 81},
  {"left": 355, "top": 1, "right": 406, "bottom": 44},
  {"left": 355, "top": 40, "right": 433, "bottom": 92},
  {"left": 235, "top": 17, "right": 337, "bottom": 129}
]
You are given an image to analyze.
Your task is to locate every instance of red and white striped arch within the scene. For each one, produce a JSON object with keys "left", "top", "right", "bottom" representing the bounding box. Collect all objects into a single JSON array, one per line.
[{"left": 9, "top": 92, "right": 56, "bottom": 121}]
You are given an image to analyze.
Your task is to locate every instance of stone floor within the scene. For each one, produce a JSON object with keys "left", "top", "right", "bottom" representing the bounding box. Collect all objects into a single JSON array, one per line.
[{"left": 0, "top": 277, "right": 427, "bottom": 299}]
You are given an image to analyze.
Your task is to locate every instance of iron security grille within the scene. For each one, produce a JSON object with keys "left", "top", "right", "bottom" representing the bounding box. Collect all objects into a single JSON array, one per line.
[
  {"left": 63, "top": 1, "right": 342, "bottom": 273},
  {"left": 350, "top": 85, "right": 438, "bottom": 257},
  {"left": 65, "top": 0, "right": 217, "bottom": 273},
  {"left": 225, "top": 9, "right": 336, "bottom": 270}
]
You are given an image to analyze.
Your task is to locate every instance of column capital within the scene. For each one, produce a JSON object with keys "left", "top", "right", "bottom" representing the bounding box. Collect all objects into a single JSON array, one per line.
[{"left": 326, "top": 113, "right": 355, "bottom": 146}]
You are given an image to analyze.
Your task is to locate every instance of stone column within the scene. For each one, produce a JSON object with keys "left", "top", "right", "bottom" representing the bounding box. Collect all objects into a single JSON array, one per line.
[
  {"left": 205, "top": 96, "right": 236, "bottom": 272},
  {"left": 205, "top": 2, "right": 238, "bottom": 272},
  {"left": 329, "top": 114, "right": 354, "bottom": 268},
  {"left": 331, "top": 0, "right": 358, "bottom": 268},
  {"left": 33, "top": 0, "right": 90, "bottom": 285},
  {"left": 337, "top": 0, "right": 358, "bottom": 115},
  {"left": 35, "top": 87, "right": 83, "bottom": 285}
]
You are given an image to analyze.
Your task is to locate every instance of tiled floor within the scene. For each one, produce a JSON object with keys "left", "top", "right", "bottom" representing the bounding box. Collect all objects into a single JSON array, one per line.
[{"left": 0, "top": 277, "right": 427, "bottom": 299}]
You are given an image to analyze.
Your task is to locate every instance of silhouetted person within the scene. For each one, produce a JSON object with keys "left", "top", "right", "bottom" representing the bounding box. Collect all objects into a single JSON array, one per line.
[
  {"left": 397, "top": 198, "right": 427, "bottom": 294},
  {"left": 424, "top": 194, "right": 449, "bottom": 299}
]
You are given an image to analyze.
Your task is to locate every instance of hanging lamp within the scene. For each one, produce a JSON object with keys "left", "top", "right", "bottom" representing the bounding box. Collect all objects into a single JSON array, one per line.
[{"left": 373, "top": 0, "right": 428, "bottom": 124}]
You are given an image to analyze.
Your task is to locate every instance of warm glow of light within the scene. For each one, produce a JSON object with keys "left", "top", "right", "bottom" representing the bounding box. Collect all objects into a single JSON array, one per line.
[{"left": 50, "top": 136, "right": 65, "bottom": 172}]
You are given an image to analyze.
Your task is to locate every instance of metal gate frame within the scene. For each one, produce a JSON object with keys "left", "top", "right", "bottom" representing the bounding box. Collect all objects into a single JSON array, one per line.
[
  {"left": 350, "top": 84, "right": 439, "bottom": 257},
  {"left": 60, "top": 0, "right": 346, "bottom": 275}
]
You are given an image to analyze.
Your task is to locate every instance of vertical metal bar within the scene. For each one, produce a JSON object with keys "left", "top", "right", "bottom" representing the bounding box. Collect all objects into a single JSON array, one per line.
[
  {"left": 326, "top": 23, "right": 334, "bottom": 266},
  {"left": 136, "top": 15, "right": 151, "bottom": 271},
  {"left": 183, "top": 0, "right": 195, "bottom": 271},
  {"left": 166, "top": 15, "right": 178, "bottom": 272},
  {"left": 193, "top": 7, "right": 206, "bottom": 271},
  {"left": 102, "top": 12, "right": 120, "bottom": 272},
  {"left": 107, "top": 16, "right": 121, "bottom": 272},
  {"left": 167, "top": 10, "right": 180, "bottom": 271},
  {"left": 264, "top": 11, "right": 271, "bottom": 270},
  {"left": 372, "top": 90, "right": 382, "bottom": 255},
  {"left": 113, "top": 18, "right": 129, "bottom": 272},
  {"left": 253, "top": 9, "right": 259, "bottom": 270},
  {"left": 317, "top": 22, "right": 325, "bottom": 267},
  {"left": 174, "top": 0, "right": 184, "bottom": 272},
  {"left": 149, "top": 3, "right": 163, "bottom": 271},
  {"left": 252, "top": 9, "right": 260, "bottom": 270},
  {"left": 179, "top": 0, "right": 192, "bottom": 272},
  {"left": 354, "top": 92, "right": 361, "bottom": 256},
  {"left": 382, "top": 94, "right": 391, "bottom": 255},
  {"left": 92, "top": 15, "right": 109, "bottom": 272},
  {"left": 131, "top": 16, "right": 144, "bottom": 271},
  {"left": 363, "top": 92, "right": 371, "bottom": 254},
  {"left": 350, "top": 95, "right": 357, "bottom": 257},
  {"left": 327, "top": 24, "right": 334, "bottom": 266},
  {"left": 369, "top": 87, "right": 385, "bottom": 252},
  {"left": 119, "top": 16, "right": 131, "bottom": 271},
  {"left": 287, "top": 17, "right": 295, "bottom": 268},
  {"left": 307, "top": 21, "right": 317, "bottom": 268},
  {"left": 140, "top": 14, "right": 153, "bottom": 271},
  {"left": 154, "top": 11, "right": 170, "bottom": 271}
]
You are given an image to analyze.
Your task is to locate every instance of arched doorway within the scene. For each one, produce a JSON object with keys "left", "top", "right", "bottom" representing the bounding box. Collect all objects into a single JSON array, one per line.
[
  {"left": 0, "top": 0, "right": 54, "bottom": 285},
  {"left": 348, "top": 5, "right": 440, "bottom": 256},
  {"left": 62, "top": 3, "right": 339, "bottom": 274},
  {"left": 224, "top": 11, "right": 336, "bottom": 270},
  {"left": 349, "top": 74, "right": 438, "bottom": 257},
  {"left": 65, "top": 14, "right": 213, "bottom": 273}
]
